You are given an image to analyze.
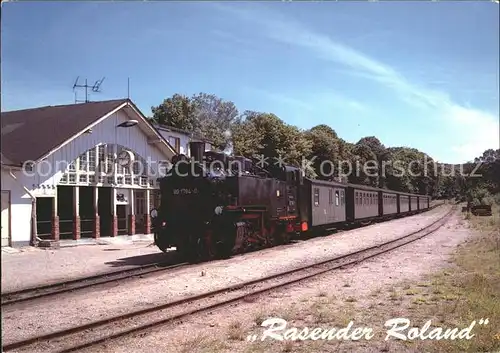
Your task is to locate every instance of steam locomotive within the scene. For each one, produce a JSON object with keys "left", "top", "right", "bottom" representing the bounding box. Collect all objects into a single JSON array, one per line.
[{"left": 150, "top": 142, "right": 430, "bottom": 261}]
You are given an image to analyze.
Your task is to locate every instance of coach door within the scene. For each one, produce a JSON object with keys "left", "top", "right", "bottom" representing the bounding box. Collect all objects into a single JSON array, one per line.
[{"left": 1, "top": 191, "right": 11, "bottom": 247}]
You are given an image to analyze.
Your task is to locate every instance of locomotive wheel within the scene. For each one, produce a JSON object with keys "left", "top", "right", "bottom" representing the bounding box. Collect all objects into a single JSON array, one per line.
[
  {"left": 177, "top": 235, "right": 196, "bottom": 263},
  {"left": 203, "top": 235, "right": 217, "bottom": 261},
  {"left": 154, "top": 232, "right": 170, "bottom": 253},
  {"left": 273, "top": 225, "right": 290, "bottom": 245}
]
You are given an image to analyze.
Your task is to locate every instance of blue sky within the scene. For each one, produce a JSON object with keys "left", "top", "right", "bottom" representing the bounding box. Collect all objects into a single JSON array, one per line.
[{"left": 1, "top": 1, "right": 498, "bottom": 164}]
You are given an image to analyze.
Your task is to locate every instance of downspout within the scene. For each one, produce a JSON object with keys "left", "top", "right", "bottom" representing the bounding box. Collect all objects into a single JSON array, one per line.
[{"left": 8, "top": 169, "right": 39, "bottom": 247}]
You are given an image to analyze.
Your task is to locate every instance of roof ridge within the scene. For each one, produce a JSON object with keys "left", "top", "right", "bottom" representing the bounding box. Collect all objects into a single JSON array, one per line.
[{"left": 1, "top": 98, "right": 129, "bottom": 114}]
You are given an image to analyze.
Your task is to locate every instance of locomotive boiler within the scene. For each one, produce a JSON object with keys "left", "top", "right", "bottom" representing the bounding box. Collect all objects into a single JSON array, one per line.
[{"left": 150, "top": 142, "right": 305, "bottom": 261}]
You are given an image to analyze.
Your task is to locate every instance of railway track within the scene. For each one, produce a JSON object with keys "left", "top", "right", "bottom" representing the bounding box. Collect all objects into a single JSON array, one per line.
[
  {"left": 2, "top": 206, "right": 456, "bottom": 353},
  {"left": 1, "top": 259, "right": 189, "bottom": 307},
  {"left": 2, "top": 203, "right": 445, "bottom": 308}
]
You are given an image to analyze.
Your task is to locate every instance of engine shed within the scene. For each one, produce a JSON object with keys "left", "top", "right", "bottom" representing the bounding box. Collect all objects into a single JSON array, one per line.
[{"left": 1, "top": 99, "right": 178, "bottom": 248}]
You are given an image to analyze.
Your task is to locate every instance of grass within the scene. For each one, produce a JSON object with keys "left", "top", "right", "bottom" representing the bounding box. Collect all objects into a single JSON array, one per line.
[
  {"left": 227, "top": 321, "right": 245, "bottom": 341},
  {"left": 179, "top": 334, "right": 229, "bottom": 353},
  {"left": 415, "top": 204, "right": 500, "bottom": 352},
  {"left": 184, "top": 204, "right": 500, "bottom": 353}
]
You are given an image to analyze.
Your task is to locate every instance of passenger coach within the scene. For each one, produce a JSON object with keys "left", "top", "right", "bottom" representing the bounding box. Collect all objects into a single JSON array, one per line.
[{"left": 299, "top": 180, "right": 431, "bottom": 230}]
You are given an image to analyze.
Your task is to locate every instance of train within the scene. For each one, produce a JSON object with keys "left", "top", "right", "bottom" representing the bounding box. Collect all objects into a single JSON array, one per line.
[{"left": 150, "top": 142, "right": 430, "bottom": 262}]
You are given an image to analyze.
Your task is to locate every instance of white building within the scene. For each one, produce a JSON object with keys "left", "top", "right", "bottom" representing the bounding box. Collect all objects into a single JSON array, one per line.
[
  {"left": 0, "top": 99, "right": 210, "bottom": 248},
  {"left": 154, "top": 124, "right": 213, "bottom": 157}
]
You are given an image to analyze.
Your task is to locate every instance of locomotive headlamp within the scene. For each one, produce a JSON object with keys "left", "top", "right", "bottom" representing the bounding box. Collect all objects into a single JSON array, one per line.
[
  {"left": 150, "top": 208, "right": 158, "bottom": 218},
  {"left": 214, "top": 206, "right": 223, "bottom": 215}
]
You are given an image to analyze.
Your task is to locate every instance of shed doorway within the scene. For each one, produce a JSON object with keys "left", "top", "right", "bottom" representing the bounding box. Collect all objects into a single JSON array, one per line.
[
  {"left": 36, "top": 197, "right": 53, "bottom": 240},
  {"left": 98, "top": 187, "right": 112, "bottom": 237}
]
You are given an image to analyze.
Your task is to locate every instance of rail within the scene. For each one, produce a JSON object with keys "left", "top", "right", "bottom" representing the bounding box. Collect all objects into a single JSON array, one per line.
[{"left": 1, "top": 205, "right": 455, "bottom": 352}]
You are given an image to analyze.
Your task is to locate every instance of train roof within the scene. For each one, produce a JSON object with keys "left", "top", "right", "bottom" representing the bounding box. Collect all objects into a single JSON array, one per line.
[
  {"left": 345, "top": 183, "right": 428, "bottom": 197},
  {"left": 306, "top": 179, "right": 428, "bottom": 197},
  {"left": 305, "top": 178, "right": 348, "bottom": 188},
  {"left": 345, "top": 183, "right": 381, "bottom": 192}
]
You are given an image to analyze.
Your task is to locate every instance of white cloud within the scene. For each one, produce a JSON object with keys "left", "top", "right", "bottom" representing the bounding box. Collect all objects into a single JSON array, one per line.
[
  {"left": 216, "top": 4, "right": 499, "bottom": 162},
  {"left": 244, "top": 87, "right": 315, "bottom": 111},
  {"left": 244, "top": 87, "right": 368, "bottom": 114}
]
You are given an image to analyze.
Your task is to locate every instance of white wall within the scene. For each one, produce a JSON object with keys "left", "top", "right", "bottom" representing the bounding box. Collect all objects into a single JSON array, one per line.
[
  {"left": 1, "top": 168, "right": 33, "bottom": 246},
  {"left": 157, "top": 129, "right": 212, "bottom": 157},
  {"left": 1, "top": 108, "right": 175, "bottom": 246},
  {"left": 22, "top": 110, "right": 172, "bottom": 191}
]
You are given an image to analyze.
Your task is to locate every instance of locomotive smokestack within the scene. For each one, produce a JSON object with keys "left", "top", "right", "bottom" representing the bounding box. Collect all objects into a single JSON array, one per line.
[{"left": 189, "top": 141, "right": 205, "bottom": 163}]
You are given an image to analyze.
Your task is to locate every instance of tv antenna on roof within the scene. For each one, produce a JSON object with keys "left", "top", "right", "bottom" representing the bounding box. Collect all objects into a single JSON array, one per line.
[{"left": 72, "top": 76, "right": 106, "bottom": 103}]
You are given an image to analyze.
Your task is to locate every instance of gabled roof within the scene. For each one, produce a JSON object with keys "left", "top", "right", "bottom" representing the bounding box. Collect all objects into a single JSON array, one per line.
[
  {"left": 152, "top": 123, "right": 214, "bottom": 144},
  {"left": 1, "top": 99, "right": 176, "bottom": 167}
]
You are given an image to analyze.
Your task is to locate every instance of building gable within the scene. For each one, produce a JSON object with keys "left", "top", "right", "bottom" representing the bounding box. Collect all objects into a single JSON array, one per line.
[{"left": 1, "top": 99, "right": 176, "bottom": 167}]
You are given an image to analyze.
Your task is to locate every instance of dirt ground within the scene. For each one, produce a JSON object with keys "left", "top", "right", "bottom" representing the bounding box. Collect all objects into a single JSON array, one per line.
[
  {"left": 2, "top": 207, "right": 450, "bottom": 345},
  {"left": 1, "top": 241, "right": 169, "bottom": 292},
  {"left": 74, "top": 210, "right": 491, "bottom": 353}
]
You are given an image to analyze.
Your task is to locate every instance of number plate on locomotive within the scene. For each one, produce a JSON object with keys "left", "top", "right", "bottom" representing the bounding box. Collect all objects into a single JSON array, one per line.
[{"left": 173, "top": 188, "right": 199, "bottom": 195}]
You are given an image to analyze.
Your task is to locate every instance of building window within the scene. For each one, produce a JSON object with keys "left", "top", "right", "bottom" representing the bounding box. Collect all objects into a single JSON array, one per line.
[
  {"left": 314, "top": 188, "right": 320, "bottom": 207},
  {"left": 98, "top": 145, "right": 105, "bottom": 162},
  {"left": 68, "top": 174, "right": 76, "bottom": 183},
  {"left": 168, "top": 136, "right": 181, "bottom": 153},
  {"left": 79, "top": 174, "right": 87, "bottom": 183},
  {"left": 79, "top": 153, "right": 88, "bottom": 171},
  {"left": 89, "top": 148, "right": 96, "bottom": 172}
]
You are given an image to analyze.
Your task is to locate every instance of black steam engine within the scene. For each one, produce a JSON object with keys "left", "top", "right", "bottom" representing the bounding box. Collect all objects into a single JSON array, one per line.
[
  {"left": 150, "top": 142, "right": 431, "bottom": 262},
  {"left": 150, "top": 142, "right": 305, "bottom": 261}
]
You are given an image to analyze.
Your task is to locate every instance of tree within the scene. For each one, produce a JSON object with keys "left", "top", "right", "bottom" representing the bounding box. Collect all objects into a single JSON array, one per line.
[
  {"left": 349, "top": 143, "right": 379, "bottom": 186},
  {"left": 356, "top": 136, "right": 389, "bottom": 188},
  {"left": 151, "top": 94, "right": 197, "bottom": 131},
  {"left": 191, "top": 93, "right": 240, "bottom": 150},
  {"left": 231, "top": 111, "right": 313, "bottom": 176},
  {"left": 151, "top": 93, "right": 239, "bottom": 151}
]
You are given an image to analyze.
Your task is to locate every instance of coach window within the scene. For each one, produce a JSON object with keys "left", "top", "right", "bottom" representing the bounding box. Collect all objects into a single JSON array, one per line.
[
  {"left": 341, "top": 191, "right": 345, "bottom": 205},
  {"left": 335, "top": 190, "right": 339, "bottom": 206},
  {"left": 314, "top": 188, "right": 320, "bottom": 207},
  {"left": 329, "top": 189, "right": 333, "bottom": 204}
]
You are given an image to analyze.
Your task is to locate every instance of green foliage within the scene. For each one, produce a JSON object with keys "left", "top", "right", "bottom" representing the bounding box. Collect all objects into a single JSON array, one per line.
[
  {"left": 151, "top": 93, "right": 239, "bottom": 150},
  {"left": 231, "top": 111, "right": 313, "bottom": 176},
  {"left": 151, "top": 92, "right": 499, "bottom": 199}
]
